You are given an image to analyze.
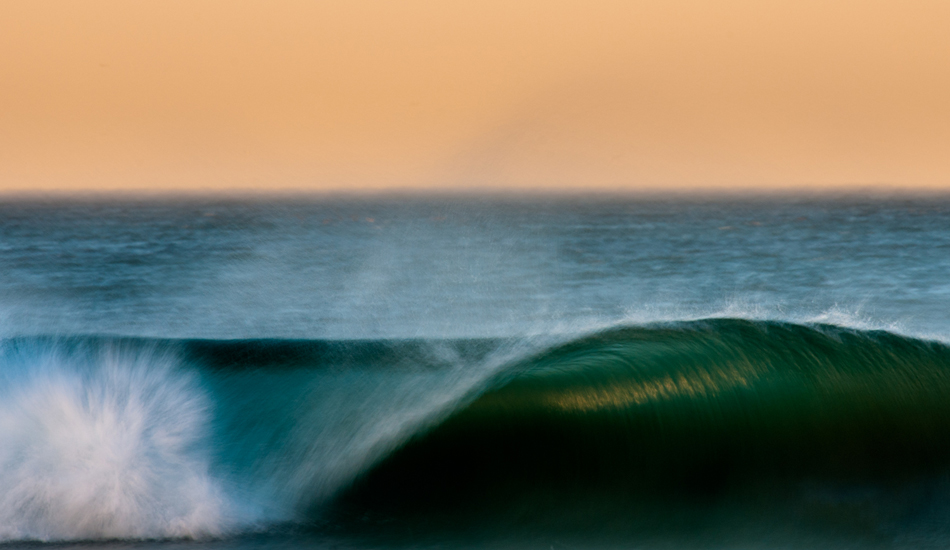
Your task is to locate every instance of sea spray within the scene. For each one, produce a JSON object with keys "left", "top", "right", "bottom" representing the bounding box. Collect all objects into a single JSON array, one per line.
[
  {"left": 198, "top": 338, "right": 530, "bottom": 513},
  {"left": 0, "top": 341, "right": 228, "bottom": 540}
]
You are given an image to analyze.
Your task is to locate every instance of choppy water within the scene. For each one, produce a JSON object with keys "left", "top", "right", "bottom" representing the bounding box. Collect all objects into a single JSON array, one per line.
[{"left": 1, "top": 195, "right": 950, "bottom": 549}]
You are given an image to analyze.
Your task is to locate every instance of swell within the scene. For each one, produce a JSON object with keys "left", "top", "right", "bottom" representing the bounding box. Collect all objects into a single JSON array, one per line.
[{"left": 329, "top": 319, "right": 950, "bottom": 534}]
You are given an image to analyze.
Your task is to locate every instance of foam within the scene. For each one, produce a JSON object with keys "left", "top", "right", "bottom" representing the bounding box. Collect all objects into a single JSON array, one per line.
[{"left": 0, "top": 343, "right": 230, "bottom": 541}]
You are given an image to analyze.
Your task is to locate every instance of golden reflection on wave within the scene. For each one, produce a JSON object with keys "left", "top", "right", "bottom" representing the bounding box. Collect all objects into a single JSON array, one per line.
[{"left": 539, "top": 363, "right": 760, "bottom": 413}]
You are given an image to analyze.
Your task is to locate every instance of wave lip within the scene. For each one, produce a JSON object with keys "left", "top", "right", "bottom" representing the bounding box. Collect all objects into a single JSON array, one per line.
[{"left": 0, "top": 342, "right": 229, "bottom": 541}]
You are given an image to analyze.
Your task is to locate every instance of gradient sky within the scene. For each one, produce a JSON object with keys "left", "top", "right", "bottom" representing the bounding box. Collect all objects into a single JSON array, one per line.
[{"left": 2, "top": 0, "right": 948, "bottom": 193}]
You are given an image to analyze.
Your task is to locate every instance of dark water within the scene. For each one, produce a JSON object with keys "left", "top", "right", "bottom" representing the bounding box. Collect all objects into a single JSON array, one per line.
[{"left": 2, "top": 195, "right": 950, "bottom": 549}]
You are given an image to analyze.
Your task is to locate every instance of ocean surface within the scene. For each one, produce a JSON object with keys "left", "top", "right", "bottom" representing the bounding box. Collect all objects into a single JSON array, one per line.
[{"left": 1, "top": 195, "right": 950, "bottom": 549}]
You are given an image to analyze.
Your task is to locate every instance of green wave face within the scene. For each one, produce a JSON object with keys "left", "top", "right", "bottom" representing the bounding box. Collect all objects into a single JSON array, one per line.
[{"left": 332, "top": 319, "right": 950, "bottom": 533}]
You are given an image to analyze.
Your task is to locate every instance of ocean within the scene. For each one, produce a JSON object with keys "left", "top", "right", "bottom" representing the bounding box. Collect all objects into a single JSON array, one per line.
[{"left": 1, "top": 195, "right": 950, "bottom": 549}]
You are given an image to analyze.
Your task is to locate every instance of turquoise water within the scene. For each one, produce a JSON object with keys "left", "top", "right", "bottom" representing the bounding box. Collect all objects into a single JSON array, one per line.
[{"left": 1, "top": 196, "right": 950, "bottom": 549}]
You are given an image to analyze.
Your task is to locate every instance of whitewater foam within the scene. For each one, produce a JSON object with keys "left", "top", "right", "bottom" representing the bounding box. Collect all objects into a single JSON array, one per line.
[{"left": 0, "top": 342, "right": 230, "bottom": 541}]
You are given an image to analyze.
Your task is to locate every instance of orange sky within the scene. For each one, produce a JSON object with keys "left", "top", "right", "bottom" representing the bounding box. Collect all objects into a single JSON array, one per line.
[{"left": 1, "top": 0, "right": 948, "bottom": 194}]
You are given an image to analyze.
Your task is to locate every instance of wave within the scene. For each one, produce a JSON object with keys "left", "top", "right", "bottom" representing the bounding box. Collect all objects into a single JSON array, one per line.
[
  {"left": 3, "top": 319, "right": 950, "bottom": 541},
  {"left": 328, "top": 319, "right": 950, "bottom": 536}
]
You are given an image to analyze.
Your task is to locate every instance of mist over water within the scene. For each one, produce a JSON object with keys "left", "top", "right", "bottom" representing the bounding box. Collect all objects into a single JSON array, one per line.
[{"left": 1, "top": 196, "right": 950, "bottom": 548}]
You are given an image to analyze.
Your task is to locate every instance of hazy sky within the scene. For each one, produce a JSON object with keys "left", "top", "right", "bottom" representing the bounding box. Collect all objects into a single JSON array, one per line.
[{"left": 2, "top": 0, "right": 948, "bottom": 194}]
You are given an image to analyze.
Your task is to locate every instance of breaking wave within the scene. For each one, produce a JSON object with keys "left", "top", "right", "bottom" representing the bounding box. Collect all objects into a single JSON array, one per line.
[{"left": 4, "top": 319, "right": 950, "bottom": 541}]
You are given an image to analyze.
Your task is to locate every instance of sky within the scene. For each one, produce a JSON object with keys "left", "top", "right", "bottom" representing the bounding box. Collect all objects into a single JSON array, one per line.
[{"left": 1, "top": 0, "right": 949, "bottom": 194}]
